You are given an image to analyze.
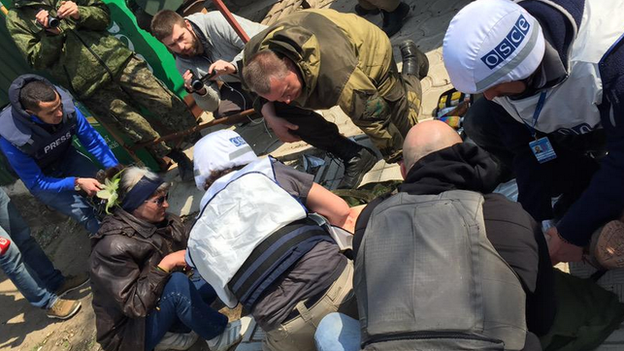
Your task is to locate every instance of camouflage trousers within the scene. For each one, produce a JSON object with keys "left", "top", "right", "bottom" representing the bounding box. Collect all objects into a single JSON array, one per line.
[
  {"left": 82, "top": 56, "right": 198, "bottom": 158},
  {"left": 342, "top": 58, "right": 422, "bottom": 163}
]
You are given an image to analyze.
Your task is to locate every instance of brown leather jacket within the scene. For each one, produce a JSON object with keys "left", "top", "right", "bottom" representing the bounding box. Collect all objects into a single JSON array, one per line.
[{"left": 89, "top": 209, "right": 189, "bottom": 351}]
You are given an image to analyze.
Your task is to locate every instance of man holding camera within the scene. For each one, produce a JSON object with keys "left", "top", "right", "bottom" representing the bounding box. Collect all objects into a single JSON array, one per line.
[
  {"left": 150, "top": 10, "right": 379, "bottom": 189},
  {"left": 5, "top": 0, "right": 197, "bottom": 181},
  {"left": 0, "top": 75, "right": 120, "bottom": 234}
]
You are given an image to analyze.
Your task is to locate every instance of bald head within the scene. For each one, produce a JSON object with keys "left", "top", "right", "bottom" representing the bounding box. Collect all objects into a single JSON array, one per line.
[{"left": 402, "top": 120, "right": 462, "bottom": 174}]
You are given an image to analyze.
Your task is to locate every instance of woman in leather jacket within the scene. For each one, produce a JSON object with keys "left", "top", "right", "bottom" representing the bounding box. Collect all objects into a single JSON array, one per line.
[{"left": 89, "top": 167, "right": 245, "bottom": 351}]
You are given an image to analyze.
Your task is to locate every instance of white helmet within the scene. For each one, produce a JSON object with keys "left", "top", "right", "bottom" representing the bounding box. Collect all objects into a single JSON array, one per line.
[{"left": 443, "top": 0, "right": 546, "bottom": 94}]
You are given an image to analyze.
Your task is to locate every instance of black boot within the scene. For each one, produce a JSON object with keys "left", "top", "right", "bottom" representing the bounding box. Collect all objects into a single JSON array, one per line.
[
  {"left": 355, "top": 4, "right": 380, "bottom": 16},
  {"left": 399, "top": 39, "right": 429, "bottom": 79},
  {"left": 381, "top": 2, "right": 410, "bottom": 37},
  {"left": 338, "top": 147, "right": 378, "bottom": 189},
  {"left": 168, "top": 149, "right": 194, "bottom": 182}
]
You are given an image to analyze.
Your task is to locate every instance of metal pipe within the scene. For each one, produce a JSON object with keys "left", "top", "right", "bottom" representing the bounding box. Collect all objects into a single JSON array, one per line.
[
  {"left": 131, "top": 108, "right": 256, "bottom": 150},
  {"left": 211, "top": 0, "right": 250, "bottom": 43}
]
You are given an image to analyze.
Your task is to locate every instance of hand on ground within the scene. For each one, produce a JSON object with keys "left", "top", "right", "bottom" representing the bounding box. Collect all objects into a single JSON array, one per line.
[{"left": 546, "top": 226, "right": 583, "bottom": 265}]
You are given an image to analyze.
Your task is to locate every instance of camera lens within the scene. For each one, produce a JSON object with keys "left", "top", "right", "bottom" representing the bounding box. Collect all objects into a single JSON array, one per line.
[
  {"left": 48, "top": 16, "right": 60, "bottom": 27},
  {"left": 191, "top": 78, "right": 204, "bottom": 91}
]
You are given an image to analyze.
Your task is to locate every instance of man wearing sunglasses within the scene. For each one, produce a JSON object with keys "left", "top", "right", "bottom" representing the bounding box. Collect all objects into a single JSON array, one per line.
[{"left": 0, "top": 75, "right": 120, "bottom": 234}]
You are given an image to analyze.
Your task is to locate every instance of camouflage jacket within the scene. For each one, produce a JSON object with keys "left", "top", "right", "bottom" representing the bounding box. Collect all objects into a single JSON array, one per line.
[
  {"left": 243, "top": 9, "right": 393, "bottom": 115},
  {"left": 6, "top": 0, "right": 133, "bottom": 99}
]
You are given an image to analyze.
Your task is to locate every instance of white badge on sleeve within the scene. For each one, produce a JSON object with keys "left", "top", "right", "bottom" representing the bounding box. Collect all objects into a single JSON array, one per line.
[{"left": 529, "top": 137, "right": 557, "bottom": 163}]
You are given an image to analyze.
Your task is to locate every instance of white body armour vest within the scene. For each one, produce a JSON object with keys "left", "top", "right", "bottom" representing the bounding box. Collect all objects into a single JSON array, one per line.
[
  {"left": 187, "top": 157, "right": 307, "bottom": 307},
  {"left": 494, "top": 0, "right": 624, "bottom": 135}
]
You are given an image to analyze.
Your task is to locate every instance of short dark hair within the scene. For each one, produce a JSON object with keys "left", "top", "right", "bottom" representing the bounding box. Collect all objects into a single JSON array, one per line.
[
  {"left": 19, "top": 81, "right": 57, "bottom": 111},
  {"left": 151, "top": 10, "right": 186, "bottom": 41},
  {"left": 243, "top": 50, "right": 290, "bottom": 95}
]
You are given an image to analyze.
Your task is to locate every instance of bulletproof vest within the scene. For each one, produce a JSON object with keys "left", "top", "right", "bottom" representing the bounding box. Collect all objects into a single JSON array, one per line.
[
  {"left": 494, "top": 0, "right": 624, "bottom": 136},
  {"left": 0, "top": 88, "right": 77, "bottom": 171},
  {"left": 228, "top": 216, "right": 332, "bottom": 310},
  {"left": 187, "top": 157, "right": 331, "bottom": 309},
  {"left": 355, "top": 190, "right": 527, "bottom": 351}
]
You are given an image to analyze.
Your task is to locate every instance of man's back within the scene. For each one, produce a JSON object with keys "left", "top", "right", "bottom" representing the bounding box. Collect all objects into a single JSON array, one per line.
[{"left": 355, "top": 189, "right": 528, "bottom": 350}]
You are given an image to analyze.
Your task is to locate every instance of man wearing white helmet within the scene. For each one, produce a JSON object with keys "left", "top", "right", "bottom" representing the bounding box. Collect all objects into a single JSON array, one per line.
[{"left": 443, "top": 0, "right": 624, "bottom": 266}]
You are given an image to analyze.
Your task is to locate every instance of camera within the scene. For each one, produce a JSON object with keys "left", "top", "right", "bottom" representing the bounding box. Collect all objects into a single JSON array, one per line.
[
  {"left": 190, "top": 71, "right": 204, "bottom": 91},
  {"left": 37, "top": 8, "right": 61, "bottom": 28},
  {"left": 48, "top": 16, "right": 61, "bottom": 28},
  {"left": 189, "top": 70, "right": 217, "bottom": 92}
]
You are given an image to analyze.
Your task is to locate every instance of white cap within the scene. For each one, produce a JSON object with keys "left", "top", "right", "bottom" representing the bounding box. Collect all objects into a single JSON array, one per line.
[
  {"left": 443, "top": 0, "right": 546, "bottom": 94},
  {"left": 193, "top": 130, "right": 259, "bottom": 190}
]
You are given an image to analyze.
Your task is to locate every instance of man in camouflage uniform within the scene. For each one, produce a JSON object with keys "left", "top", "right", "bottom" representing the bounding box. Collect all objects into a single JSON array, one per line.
[
  {"left": 243, "top": 9, "right": 429, "bottom": 163},
  {"left": 6, "top": 0, "right": 197, "bottom": 180}
]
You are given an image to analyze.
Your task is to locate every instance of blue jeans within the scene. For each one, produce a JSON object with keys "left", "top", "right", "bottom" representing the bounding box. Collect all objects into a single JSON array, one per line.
[
  {"left": 33, "top": 148, "right": 101, "bottom": 234},
  {"left": 144, "top": 272, "right": 228, "bottom": 351},
  {"left": 314, "top": 313, "right": 361, "bottom": 351},
  {"left": 0, "top": 188, "right": 64, "bottom": 309}
]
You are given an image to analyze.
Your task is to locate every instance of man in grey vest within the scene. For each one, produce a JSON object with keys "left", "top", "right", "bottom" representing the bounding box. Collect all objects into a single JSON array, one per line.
[{"left": 315, "top": 121, "right": 556, "bottom": 350}]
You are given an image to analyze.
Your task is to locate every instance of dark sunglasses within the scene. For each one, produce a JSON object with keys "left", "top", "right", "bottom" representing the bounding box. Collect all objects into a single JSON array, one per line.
[{"left": 146, "top": 193, "right": 169, "bottom": 207}]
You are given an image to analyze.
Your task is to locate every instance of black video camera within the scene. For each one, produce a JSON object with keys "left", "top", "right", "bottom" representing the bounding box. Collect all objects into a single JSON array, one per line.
[{"left": 189, "top": 70, "right": 216, "bottom": 92}]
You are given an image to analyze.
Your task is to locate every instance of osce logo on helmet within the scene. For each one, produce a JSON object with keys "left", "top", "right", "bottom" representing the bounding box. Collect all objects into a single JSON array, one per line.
[
  {"left": 229, "top": 136, "right": 247, "bottom": 147},
  {"left": 480, "top": 15, "right": 531, "bottom": 70}
]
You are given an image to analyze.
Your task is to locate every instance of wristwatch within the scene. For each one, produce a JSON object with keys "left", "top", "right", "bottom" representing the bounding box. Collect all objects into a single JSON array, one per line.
[{"left": 74, "top": 178, "right": 81, "bottom": 192}]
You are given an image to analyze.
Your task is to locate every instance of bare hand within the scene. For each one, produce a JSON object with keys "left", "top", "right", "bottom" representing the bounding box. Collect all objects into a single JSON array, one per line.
[
  {"left": 35, "top": 9, "right": 61, "bottom": 34},
  {"left": 182, "top": 70, "right": 206, "bottom": 95},
  {"left": 546, "top": 226, "right": 583, "bottom": 265},
  {"left": 57, "top": 1, "right": 80, "bottom": 20},
  {"left": 76, "top": 177, "right": 103, "bottom": 196},
  {"left": 158, "top": 250, "right": 187, "bottom": 272},
  {"left": 208, "top": 60, "right": 236, "bottom": 78},
  {"left": 266, "top": 115, "right": 301, "bottom": 142}
]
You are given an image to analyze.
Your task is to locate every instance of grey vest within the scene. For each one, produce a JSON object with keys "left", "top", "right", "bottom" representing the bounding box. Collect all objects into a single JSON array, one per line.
[{"left": 355, "top": 190, "right": 527, "bottom": 350}]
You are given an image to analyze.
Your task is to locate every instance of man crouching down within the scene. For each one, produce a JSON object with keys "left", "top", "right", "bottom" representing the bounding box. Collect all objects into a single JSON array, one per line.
[{"left": 187, "top": 130, "right": 359, "bottom": 351}]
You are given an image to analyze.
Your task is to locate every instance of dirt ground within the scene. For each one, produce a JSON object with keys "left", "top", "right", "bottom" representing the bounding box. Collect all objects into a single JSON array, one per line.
[
  {"left": 0, "top": 186, "right": 242, "bottom": 351},
  {"left": 0, "top": 205, "right": 101, "bottom": 351}
]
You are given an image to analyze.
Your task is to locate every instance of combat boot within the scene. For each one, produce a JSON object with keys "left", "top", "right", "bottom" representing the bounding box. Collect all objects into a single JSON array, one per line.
[
  {"left": 338, "top": 148, "right": 378, "bottom": 189},
  {"left": 381, "top": 2, "right": 410, "bottom": 37},
  {"left": 399, "top": 40, "right": 429, "bottom": 79},
  {"left": 168, "top": 149, "right": 194, "bottom": 182},
  {"left": 355, "top": 4, "right": 380, "bottom": 16}
]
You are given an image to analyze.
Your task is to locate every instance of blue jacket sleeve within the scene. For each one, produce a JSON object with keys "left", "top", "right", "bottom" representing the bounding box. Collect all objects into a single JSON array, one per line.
[
  {"left": 74, "top": 108, "right": 119, "bottom": 168},
  {"left": 0, "top": 138, "right": 75, "bottom": 192}
]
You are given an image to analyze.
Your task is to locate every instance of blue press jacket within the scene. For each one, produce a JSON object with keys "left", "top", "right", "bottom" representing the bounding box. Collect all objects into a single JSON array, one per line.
[{"left": 0, "top": 75, "right": 118, "bottom": 193}]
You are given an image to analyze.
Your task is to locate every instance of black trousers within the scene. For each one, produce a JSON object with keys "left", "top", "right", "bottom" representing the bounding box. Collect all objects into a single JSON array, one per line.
[{"left": 222, "top": 84, "right": 362, "bottom": 161}]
